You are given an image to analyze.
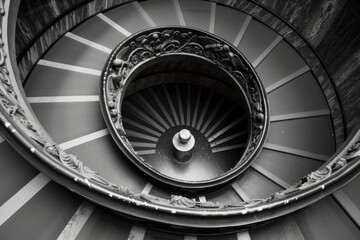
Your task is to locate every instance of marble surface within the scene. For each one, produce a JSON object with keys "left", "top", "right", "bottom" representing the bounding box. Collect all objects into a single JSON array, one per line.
[
  {"left": 16, "top": 0, "right": 90, "bottom": 57},
  {"left": 316, "top": 2, "right": 360, "bottom": 132},
  {"left": 252, "top": 0, "right": 360, "bottom": 135},
  {"left": 215, "top": 0, "right": 345, "bottom": 146},
  {"left": 316, "top": 2, "right": 360, "bottom": 75},
  {"left": 17, "top": 0, "right": 132, "bottom": 80},
  {"left": 17, "top": 0, "right": 360, "bottom": 144},
  {"left": 254, "top": 0, "right": 346, "bottom": 48},
  {"left": 338, "top": 65, "right": 360, "bottom": 131}
]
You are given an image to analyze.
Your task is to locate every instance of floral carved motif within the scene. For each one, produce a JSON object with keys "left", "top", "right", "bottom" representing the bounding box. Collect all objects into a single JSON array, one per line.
[
  {"left": 104, "top": 27, "right": 268, "bottom": 173},
  {"left": 0, "top": 9, "right": 359, "bottom": 219}
]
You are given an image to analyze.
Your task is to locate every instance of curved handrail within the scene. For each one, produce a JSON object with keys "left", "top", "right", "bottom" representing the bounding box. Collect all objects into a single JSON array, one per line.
[
  {"left": 100, "top": 26, "right": 269, "bottom": 190},
  {"left": 1, "top": 0, "right": 359, "bottom": 231}
]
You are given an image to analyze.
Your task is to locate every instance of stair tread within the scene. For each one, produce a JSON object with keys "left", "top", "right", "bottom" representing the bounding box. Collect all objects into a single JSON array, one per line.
[
  {"left": 254, "top": 149, "right": 322, "bottom": 187},
  {"left": 267, "top": 117, "right": 335, "bottom": 156},
  {"left": 72, "top": 14, "right": 126, "bottom": 49},
  {"left": 179, "top": 0, "right": 212, "bottom": 31},
  {"left": 268, "top": 72, "right": 329, "bottom": 116},
  {"left": 238, "top": 19, "right": 280, "bottom": 64},
  {"left": 0, "top": 142, "right": 38, "bottom": 206},
  {"left": 75, "top": 207, "right": 133, "bottom": 240},
  {"left": 256, "top": 41, "right": 308, "bottom": 89},
  {"left": 25, "top": 65, "right": 100, "bottom": 97},
  {"left": 235, "top": 168, "right": 283, "bottom": 200},
  {"left": 140, "top": 0, "right": 181, "bottom": 26},
  {"left": 104, "top": 2, "right": 154, "bottom": 32},
  {"left": 214, "top": 5, "right": 249, "bottom": 45},
  {"left": 295, "top": 197, "right": 360, "bottom": 240},
  {"left": 0, "top": 182, "right": 82, "bottom": 240},
  {"left": 1, "top": 1, "right": 348, "bottom": 238},
  {"left": 42, "top": 36, "right": 108, "bottom": 70},
  {"left": 30, "top": 102, "right": 106, "bottom": 144}
]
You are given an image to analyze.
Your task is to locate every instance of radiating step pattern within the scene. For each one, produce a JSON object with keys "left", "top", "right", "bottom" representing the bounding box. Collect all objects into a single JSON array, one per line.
[
  {"left": 0, "top": 0, "right": 354, "bottom": 239},
  {"left": 123, "top": 83, "right": 248, "bottom": 156},
  {"left": 122, "top": 83, "right": 249, "bottom": 181}
]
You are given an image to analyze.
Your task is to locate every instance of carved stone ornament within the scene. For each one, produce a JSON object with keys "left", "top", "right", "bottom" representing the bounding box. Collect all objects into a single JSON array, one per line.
[
  {"left": 344, "top": 139, "right": 360, "bottom": 160},
  {"left": 1, "top": 4, "right": 360, "bottom": 221},
  {"left": 101, "top": 27, "right": 269, "bottom": 188},
  {"left": 0, "top": 0, "right": 4, "bottom": 16}
]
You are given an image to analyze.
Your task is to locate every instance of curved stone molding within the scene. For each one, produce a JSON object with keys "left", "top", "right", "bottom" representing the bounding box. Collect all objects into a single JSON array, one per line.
[
  {"left": 101, "top": 27, "right": 269, "bottom": 189},
  {"left": 214, "top": 0, "right": 345, "bottom": 147},
  {"left": 14, "top": 0, "right": 345, "bottom": 149},
  {"left": 15, "top": 0, "right": 346, "bottom": 149},
  {"left": 1, "top": 0, "right": 358, "bottom": 230}
]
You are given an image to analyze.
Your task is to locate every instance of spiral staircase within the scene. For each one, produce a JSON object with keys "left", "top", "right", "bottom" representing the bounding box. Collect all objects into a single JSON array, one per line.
[{"left": 1, "top": 0, "right": 360, "bottom": 239}]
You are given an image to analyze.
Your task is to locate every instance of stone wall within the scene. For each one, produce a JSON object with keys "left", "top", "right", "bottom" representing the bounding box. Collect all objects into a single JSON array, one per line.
[
  {"left": 16, "top": 0, "right": 90, "bottom": 58},
  {"left": 15, "top": 0, "right": 359, "bottom": 138},
  {"left": 16, "top": 0, "right": 133, "bottom": 80},
  {"left": 254, "top": 0, "right": 360, "bottom": 132}
]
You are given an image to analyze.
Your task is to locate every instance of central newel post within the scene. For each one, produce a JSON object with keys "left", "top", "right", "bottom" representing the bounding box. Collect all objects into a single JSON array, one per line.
[{"left": 172, "top": 129, "right": 195, "bottom": 163}]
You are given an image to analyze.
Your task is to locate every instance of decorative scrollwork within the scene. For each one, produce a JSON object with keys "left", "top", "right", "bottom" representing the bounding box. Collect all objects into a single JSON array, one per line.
[
  {"left": 138, "top": 193, "right": 223, "bottom": 209},
  {"left": 343, "top": 138, "right": 360, "bottom": 160},
  {"left": 0, "top": 0, "right": 4, "bottom": 16},
  {"left": 268, "top": 151, "right": 351, "bottom": 202},
  {"left": 103, "top": 27, "right": 269, "bottom": 186},
  {"left": 1, "top": 7, "right": 360, "bottom": 222},
  {"left": 0, "top": 7, "right": 136, "bottom": 199}
]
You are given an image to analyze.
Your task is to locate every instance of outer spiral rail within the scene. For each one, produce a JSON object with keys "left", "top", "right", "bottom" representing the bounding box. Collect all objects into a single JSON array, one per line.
[{"left": 0, "top": 0, "right": 360, "bottom": 239}]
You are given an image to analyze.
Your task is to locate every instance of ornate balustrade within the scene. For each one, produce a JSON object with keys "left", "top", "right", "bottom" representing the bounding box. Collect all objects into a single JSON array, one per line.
[
  {"left": 1, "top": 0, "right": 360, "bottom": 231},
  {"left": 101, "top": 27, "right": 269, "bottom": 190}
]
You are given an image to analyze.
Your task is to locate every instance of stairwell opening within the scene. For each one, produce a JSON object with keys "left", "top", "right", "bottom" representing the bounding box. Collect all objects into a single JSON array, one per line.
[{"left": 100, "top": 27, "right": 269, "bottom": 191}]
